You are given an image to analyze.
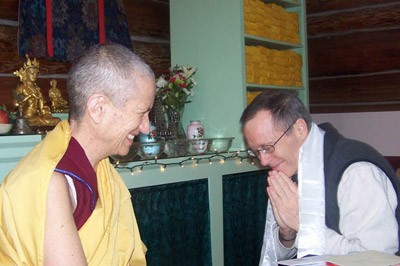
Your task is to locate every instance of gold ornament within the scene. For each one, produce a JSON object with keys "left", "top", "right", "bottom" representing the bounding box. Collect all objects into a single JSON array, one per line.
[
  {"left": 12, "top": 54, "right": 60, "bottom": 129},
  {"left": 49, "top": 79, "right": 69, "bottom": 113}
]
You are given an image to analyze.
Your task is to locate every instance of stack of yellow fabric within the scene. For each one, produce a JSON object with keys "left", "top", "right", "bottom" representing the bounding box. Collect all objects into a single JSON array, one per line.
[
  {"left": 244, "top": 0, "right": 300, "bottom": 44},
  {"left": 245, "top": 45, "right": 302, "bottom": 87},
  {"left": 246, "top": 91, "right": 262, "bottom": 105}
]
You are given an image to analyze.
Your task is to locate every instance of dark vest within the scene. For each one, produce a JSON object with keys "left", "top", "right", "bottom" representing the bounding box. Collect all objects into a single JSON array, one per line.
[{"left": 319, "top": 123, "right": 400, "bottom": 255}]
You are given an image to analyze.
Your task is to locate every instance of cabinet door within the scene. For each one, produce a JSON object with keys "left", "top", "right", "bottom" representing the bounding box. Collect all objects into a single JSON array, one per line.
[
  {"left": 130, "top": 179, "right": 212, "bottom": 265},
  {"left": 223, "top": 170, "right": 267, "bottom": 265}
]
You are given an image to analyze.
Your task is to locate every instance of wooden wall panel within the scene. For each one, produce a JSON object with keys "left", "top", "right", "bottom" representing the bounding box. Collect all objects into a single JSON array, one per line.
[
  {"left": 308, "top": 4, "right": 400, "bottom": 36},
  {"left": 309, "top": 73, "right": 400, "bottom": 113},
  {"left": 308, "top": 29, "right": 400, "bottom": 76},
  {"left": 0, "top": 0, "right": 18, "bottom": 20},
  {"left": 307, "top": 0, "right": 400, "bottom": 113},
  {"left": 307, "top": 0, "right": 397, "bottom": 14},
  {"left": 0, "top": 25, "right": 20, "bottom": 73},
  {"left": 0, "top": 76, "right": 19, "bottom": 109},
  {"left": 133, "top": 41, "right": 170, "bottom": 77},
  {"left": 125, "top": 0, "right": 169, "bottom": 38}
]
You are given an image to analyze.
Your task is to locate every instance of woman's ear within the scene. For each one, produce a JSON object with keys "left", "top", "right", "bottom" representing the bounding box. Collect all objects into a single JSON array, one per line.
[{"left": 86, "top": 94, "right": 109, "bottom": 124}]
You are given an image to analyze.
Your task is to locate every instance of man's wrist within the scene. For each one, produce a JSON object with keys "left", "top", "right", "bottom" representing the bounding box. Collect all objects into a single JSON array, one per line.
[{"left": 279, "top": 230, "right": 297, "bottom": 242}]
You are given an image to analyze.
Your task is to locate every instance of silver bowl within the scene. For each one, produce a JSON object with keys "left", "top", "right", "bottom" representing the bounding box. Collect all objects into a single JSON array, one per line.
[
  {"left": 139, "top": 142, "right": 164, "bottom": 159},
  {"left": 164, "top": 139, "right": 189, "bottom": 157},
  {"left": 187, "top": 139, "right": 212, "bottom": 155},
  {"left": 209, "top": 137, "right": 234, "bottom": 153}
]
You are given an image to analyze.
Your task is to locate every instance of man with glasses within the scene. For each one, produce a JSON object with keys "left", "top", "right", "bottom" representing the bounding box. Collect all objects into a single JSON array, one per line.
[{"left": 240, "top": 90, "right": 400, "bottom": 265}]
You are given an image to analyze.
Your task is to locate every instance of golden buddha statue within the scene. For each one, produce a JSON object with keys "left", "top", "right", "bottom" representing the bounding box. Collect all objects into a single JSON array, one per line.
[
  {"left": 13, "top": 55, "right": 60, "bottom": 127},
  {"left": 49, "top": 79, "right": 69, "bottom": 113}
]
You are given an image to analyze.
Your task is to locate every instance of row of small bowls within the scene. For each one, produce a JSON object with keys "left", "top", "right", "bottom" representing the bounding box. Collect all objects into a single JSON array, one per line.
[{"left": 111, "top": 137, "right": 234, "bottom": 163}]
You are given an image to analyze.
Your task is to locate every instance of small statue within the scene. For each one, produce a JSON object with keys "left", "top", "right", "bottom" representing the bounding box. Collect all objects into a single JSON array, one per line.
[
  {"left": 49, "top": 79, "right": 69, "bottom": 113},
  {"left": 13, "top": 54, "right": 60, "bottom": 127}
]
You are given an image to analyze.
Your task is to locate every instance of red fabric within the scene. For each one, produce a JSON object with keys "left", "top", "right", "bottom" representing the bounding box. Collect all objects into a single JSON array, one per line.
[
  {"left": 56, "top": 137, "right": 99, "bottom": 230},
  {"left": 98, "top": 0, "right": 105, "bottom": 43},
  {"left": 45, "top": 0, "right": 53, "bottom": 57}
]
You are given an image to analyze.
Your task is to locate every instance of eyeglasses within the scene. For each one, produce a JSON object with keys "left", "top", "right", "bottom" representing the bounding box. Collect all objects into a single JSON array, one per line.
[{"left": 247, "top": 122, "right": 294, "bottom": 158}]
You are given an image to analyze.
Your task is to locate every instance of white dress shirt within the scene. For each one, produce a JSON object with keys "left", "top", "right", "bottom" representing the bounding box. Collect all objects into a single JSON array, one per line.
[{"left": 274, "top": 161, "right": 399, "bottom": 260}]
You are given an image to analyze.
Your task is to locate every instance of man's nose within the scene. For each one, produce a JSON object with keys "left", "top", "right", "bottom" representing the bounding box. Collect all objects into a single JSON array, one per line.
[{"left": 258, "top": 152, "right": 273, "bottom": 167}]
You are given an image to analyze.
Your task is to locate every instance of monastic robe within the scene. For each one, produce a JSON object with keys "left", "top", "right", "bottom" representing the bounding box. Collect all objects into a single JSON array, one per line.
[{"left": 0, "top": 120, "right": 146, "bottom": 265}]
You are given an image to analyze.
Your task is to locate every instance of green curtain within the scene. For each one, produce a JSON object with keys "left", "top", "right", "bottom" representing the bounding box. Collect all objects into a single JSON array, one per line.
[
  {"left": 130, "top": 179, "right": 212, "bottom": 266},
  {"left": 223, "top": 170, "right": 268, "bottom": 266}
]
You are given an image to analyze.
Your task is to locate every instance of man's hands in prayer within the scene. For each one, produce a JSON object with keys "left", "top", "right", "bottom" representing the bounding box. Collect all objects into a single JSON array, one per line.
[{"left": 267, "top": 170, "right": 299, "bottom": 243}]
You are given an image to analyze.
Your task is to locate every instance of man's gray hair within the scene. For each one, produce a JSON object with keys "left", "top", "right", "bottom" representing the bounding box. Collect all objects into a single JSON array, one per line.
[{"left": 240, "top": 89, "right": 312, "bottom": 132}]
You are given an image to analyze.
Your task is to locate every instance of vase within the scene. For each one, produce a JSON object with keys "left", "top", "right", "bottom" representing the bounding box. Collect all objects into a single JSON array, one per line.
[
  {"left": 187, "top": 120, "right": 204, "bottom": 140},
  {"left": 166, "top": 108, "right": 186, "bottom": 140},
  {"left": 152, "top": 96, "right": 187, "bottom": 140}
]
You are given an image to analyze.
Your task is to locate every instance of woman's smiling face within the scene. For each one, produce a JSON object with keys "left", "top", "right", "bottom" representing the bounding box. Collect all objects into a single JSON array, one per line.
[{"left": 106, "top": 75, "right": 156, "bottom": 157}]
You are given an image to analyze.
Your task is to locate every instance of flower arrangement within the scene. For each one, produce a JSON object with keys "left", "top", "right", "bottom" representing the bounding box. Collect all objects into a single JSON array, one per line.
[{"left": 155, "top": 65, "right": 198, "bottom": 112}]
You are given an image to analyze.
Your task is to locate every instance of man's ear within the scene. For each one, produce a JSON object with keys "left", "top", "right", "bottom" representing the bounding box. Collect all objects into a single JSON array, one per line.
[
  {"left": 86, "top": 94, "right": 109, "bottom": 124},
  {"left": 294, "top": 118, "right": 308, "bottom": 140}
]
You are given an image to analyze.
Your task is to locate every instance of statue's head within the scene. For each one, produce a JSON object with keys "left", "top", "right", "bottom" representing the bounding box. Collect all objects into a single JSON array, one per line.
[
  {"left": 50, "top": 79, "right": 57, "bottom": 87},
  {"left": 13, "top": 54, "right": 40, "bottom": 83}
]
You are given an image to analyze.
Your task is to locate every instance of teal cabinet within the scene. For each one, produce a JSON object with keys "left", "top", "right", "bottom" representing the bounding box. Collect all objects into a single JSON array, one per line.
[
  {"left": 170, "top": 0, "right": 308, "bottom": 152},
  {"left": 119, "top": 155, "right": 261, "bottom": 266},
  {"left": 127, "top": 169, "right": 268, "bottom": 266},
  {"left": 170, "top": 0, "right": 246, "bottom": 151},
  {"left": 0, "top": 135, "right": 42, "bottom": 181}
]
